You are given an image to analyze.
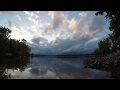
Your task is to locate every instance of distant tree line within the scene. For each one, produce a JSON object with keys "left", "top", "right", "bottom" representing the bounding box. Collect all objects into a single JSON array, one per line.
[
  {"left": 0, "top": 26, "right": 30, "bottom": 57},
  {"left": 94, "top": 11, "right": 120, "bottom": 56}
]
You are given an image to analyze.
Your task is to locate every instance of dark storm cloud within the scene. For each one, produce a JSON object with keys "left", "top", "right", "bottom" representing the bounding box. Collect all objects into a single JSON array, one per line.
[
  {"left": 30, "top": 37, "right": 52, "bottom": 54},
  {"left": 31, "top": 37, "right": 40, "bottom": 44},
  {"left": 30, "top": 33, "right": 108, "bottom": 55},
  {"left": 49, "top": 36, "right": 95, "bottom": 54},
  {"left": 31, "top": 37, "right": 48, "bottom": 45},
  {"left": 30, "top": 43, "right": 53, "bottom": 54}
]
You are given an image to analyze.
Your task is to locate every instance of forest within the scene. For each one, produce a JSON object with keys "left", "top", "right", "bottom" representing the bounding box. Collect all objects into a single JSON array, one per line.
[{"left": 0, "top": 26, "right": 30, "bottom": 57}]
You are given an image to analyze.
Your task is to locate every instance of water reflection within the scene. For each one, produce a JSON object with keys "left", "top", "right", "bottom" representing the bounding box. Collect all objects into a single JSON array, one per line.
[
  {"left": 110, "top": 63, "right": 120, "bottom": 79},
  {"left": 0, "top": 57, "right": 119, "bottom": 79},
  {"left": 0, "top": 57, "right": 30, "bottom": 79},
  {"left": 14, "top": 57, "right": 110, "bottom": 79}
]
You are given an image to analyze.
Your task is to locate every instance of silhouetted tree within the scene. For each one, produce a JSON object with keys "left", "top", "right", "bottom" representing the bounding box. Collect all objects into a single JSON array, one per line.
[
  {"left": 0, "top": 26, "right": 31, "bottom": 57},
  {"left": 96, "top": 11, "right": 120, "bottom": 52},
  {"left": 0, "top": 27, "right": 11, "bottom": 56},
  {"left": 94, "top": 38, "right": 111, "bottom": 56},
  {"left": 0, "top": 57, "right": 30, "bottom": 79},
  {"left": 0, "top": 26, "right": 11, "bottom": 39}
]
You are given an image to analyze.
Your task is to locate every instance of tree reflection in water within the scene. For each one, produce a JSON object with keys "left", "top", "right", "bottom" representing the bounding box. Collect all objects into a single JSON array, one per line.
[
  {"left": 0, "top": 57, "right": 30, "bottom": 79},
  {"left": 0, "top": 56, "right": 120, "bottom": 79},
  {"left": 110, "top": 62, "right": 120, "bottom": 79}
]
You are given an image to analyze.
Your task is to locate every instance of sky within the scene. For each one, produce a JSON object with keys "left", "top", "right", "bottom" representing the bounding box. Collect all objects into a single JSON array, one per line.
[{"left": 0, "top": 11, "right": 111, "bottom": 55}]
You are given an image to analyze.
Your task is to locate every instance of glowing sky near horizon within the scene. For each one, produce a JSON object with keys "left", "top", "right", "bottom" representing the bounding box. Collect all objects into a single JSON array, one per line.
[{"left": 0, "top": 11, "right": 111, "bottom": 54}]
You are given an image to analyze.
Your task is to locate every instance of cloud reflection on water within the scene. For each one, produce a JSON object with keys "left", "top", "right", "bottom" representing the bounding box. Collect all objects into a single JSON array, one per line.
[{"left": 6, "top": 57, "right": 110, "bottom": 79}]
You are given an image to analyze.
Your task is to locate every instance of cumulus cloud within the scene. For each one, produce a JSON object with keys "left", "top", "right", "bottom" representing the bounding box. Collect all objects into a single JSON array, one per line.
[
  {"left": 28, "top": 17, "right": 42, "bottom": 27},
  {"left": 15, "top": 15, "right": 21, "bottom": 21},
  {"left": 29, "top": 11, "right": 110, "bottom": 55},
  {"left": 47, "top": 11, "right": 97, "bottom": 41},
  {"left": 89, "top": 16, "right": 107, "bottom": 32},
  {"left": 67, "top": 18, "right": 77, "bottom": 30},
  {"left": 24, "top": 11, "right": 42, "bottom": 29},
  {"left": 2, "top": 11, "right": 110, "bottom": 55},
  {"left": 6, "top": 20, "right": 22, "bottom": 30},
  {"left": 23, "top": 11, "right": 39, "bottom": 18},
  {"left": 46, "top": 11, "right": 78, "bottom": 40},
  {"left": 48, "top": 11, "right": 62, "bottom": 30}
]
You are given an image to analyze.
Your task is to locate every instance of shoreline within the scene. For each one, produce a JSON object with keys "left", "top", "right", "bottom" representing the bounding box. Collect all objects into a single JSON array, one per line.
[{"left": 84, "top": 52, "right": 120, "bottom": 78}]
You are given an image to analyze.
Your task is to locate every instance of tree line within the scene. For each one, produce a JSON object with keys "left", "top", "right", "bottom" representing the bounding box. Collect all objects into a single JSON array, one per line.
[
  {"left": 94, "top": 11, "right": 120, "bottom": 56},
  {"left": 0, "top": 26, "right": 30, "bottom": 57}
]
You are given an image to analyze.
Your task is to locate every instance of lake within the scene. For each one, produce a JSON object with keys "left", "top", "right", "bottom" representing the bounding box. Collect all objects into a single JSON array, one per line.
[{"left": 0, "top": 57, "right": 111, "bottom": 79}]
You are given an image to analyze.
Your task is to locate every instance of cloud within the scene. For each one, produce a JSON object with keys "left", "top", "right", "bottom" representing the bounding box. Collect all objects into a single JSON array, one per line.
[
  {"left": 35, "top": 11, "right": 40, "bottom": 14},
  {"left": 27, "top": 17, "right": 42, "bottom": 27},
  {"left": 46, "top": 11, "right": 79, "bottom": 40},
  {"left": 6, "top": 20, "right": 22, "bottom": 30},
  {"left": 2, "top": 11, "right": 108, "bottom": 55},
  {"left": 24, "top": 11, "right": 42, "bottom": 29},
  {"left": 56, "top": 31, "right": 62, "bottom": 39},
  {"left": 29, "top": 11, "right": 110, "bottom": 55},
  {"left": 67, "top": 18, "right": 77, "bottom": 30},
  {"left": 31, "top": 37, "right": 48, "bottom": 46},
  {"left": 2, "top": 11, "right": 109, "bottom": 55},
  {"left": 30, "top": 35, "right": 95, "bottom": 55},
  {"left": 89, "top": 15, "right": 107, "bottom": 32},
  {"left": 48, "top": 11, "right": 62, "bottom": 30},
  {"left": 23, "top": 11, "right": 39, "bottom": 18},
  {"left": 15, "top": 15, "right": 21, "bottom": 21},
  {"left": 29, "top": 43, "right": 52, "bottom": 55},
  {"left": 47, "top": 12, "right": 95, "bottom": 40},
  {"left": 31, "top": 37, "right": 41, "bottom": 45}
]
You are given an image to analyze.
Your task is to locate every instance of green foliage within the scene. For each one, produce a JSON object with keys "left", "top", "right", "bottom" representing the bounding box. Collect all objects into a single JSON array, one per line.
[
  {"left": 0, "top": 26, "right": 11, "bottom": 39},
  {"left": 94, "top": 38, "right": 111, "bottom": 56},
  {"left": 95, "top": 11, "right": 120, "bottom": 52},
  {"left": 94, "top": 48, "right": 100, "bottom": 55},
  {"left": 0, "top": 26, "right": 30, "bottom": 57},
  {"left": 0, "top": 26, "right": 11, "bottom": 55}
]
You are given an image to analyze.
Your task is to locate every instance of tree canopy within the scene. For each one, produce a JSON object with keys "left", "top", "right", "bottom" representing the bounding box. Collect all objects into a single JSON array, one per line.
[
  {"left": 94, "top": 38, "right": 111, "bottom": 56},
  {"left": 0, "top": 26, "right": 30, "bottom": 57},
  {"left": 95, "top": 11, "right": 120, "bottom": 53}
]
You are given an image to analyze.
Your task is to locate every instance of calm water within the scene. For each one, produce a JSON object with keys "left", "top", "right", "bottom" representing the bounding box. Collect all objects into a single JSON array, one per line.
[{"left": 0, "top": 57, "right": 111, "bottom": 79}]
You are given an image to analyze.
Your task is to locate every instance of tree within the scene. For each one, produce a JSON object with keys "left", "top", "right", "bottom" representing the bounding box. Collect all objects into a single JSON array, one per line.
[
  {"left": 95, "top": 11, "right": 120, "bottom": 52},
  {"left": 7, "top": 39, "right": 31, "bottom": 57},
  {"left": 94, "top": 48, "right": 100, "bottom": 56},
  {"left": 0, "top": 26, "right": 11, "bottom": 39},
  {"left": 0, "top": 26, "right": 31, "bottom": 57},
  {"left": 94, "top": 38, "right": 111, "bottom": 56},
  {"left": 0, "top": 27, "right": 11, "bottom": 56},
  {"left": 21, "top": 39, "right": 27, "bottom": 44}
]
